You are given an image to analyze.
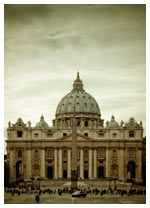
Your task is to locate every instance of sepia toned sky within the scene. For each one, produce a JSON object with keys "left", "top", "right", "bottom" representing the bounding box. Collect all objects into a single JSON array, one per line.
[{"left": 4, "top": 4, "right": 146, "bottom": 134}]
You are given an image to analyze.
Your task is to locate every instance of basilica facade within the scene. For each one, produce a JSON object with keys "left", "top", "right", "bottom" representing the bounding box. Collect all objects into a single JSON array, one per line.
[{"left": 6, "top": 73, "right": 145, "bottom": 183}]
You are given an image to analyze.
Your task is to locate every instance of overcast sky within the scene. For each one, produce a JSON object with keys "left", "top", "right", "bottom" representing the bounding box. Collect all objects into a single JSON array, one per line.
[{"left": 4, "top": 4, "right": 146, "bottom": 135}]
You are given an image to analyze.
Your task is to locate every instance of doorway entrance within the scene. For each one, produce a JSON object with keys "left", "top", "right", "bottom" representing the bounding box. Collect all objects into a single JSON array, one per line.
[
  {"left": 84, "top": 170, "right": 88, "bottom": 179},
  {"left": 98, "top": 166, "right": 104, "bottom": 178},
  {"left": 16, "top": 161, "right": 22, "bottom": 179},
  {"left": 63, "top": 170, "right": 67, "bottom": 179},
  {"left": 127, "top": 161, "right": 136, "bottom": 178},
  {"left": 47, "top": 166, "right": 53, "bottom": 179}
]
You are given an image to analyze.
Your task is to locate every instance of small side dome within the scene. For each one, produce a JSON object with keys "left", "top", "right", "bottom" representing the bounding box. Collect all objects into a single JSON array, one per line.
[
  {"left": 35, "top": 115, "right": 49, "bottom": 128},
  {"left": 109, "top": 115, "right": 119, "bottom": 128}
]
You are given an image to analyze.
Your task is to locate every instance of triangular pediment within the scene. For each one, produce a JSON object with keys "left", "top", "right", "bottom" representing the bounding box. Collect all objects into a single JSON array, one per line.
[{"left": 57, "top": 133, "right": 95, "bottom": 142}]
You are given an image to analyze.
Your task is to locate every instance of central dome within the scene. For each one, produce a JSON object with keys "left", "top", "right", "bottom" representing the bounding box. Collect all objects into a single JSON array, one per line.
[{"left": 55, "top": 73, "right": 101, "bottom": 119}]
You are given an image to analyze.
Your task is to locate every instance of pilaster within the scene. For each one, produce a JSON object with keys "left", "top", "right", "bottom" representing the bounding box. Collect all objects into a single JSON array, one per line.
[
  {"left": 118, "top": 148, "right": 125, "bottom": 181},
  {"left": 136, "top": 148, "right": 142, "bottom": 182},
  {"left": 89, "top": 148, "right": 92, "bottom": 179},
  {"left": 106, "top": 147, "right": 111, "bottom": 178},
  {"left": 26, "top": 147, "right": 32, "bottom": 179},
  {"left": 54, "top": 148, "right": 58, "bottom": 179},
  {"left": 93, "top": 148, "right": 97, "bottom": 179},
  {"left": 40, "top": 148, "right": 45, "bottom": 178}
]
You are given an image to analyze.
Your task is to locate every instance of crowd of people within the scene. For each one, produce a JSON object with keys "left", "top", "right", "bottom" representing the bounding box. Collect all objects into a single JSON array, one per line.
[{"left": 5, "top": 183, "right": 146, "bottom": 200}]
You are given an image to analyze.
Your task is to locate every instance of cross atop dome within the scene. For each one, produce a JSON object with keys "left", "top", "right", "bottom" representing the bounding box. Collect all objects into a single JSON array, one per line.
[
  {"left": 72, "top": 72, "right": 84, "bottom": 91},
  {"left": 76, "top": 71, "right": 80, "bottom": 80}
]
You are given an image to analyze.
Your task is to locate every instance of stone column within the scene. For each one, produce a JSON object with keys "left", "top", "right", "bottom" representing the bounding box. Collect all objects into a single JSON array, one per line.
[
  {"left": 59, "top": 148, "right": 62, "bottom": 179},
  {"left": 26, "top": 148, "right": 32, "bottom": 179},
  {"left": 120, "top": 130, "right": 124, "bottom": 139},
  {"left": 89, "top": 148, "right": 92, "bottom": 179},
  {"left": 106, "top": 147, "right": 111, "bottom": 178},
  {"left": 94, "top": 148, "right": 97, "bottom": 179},
  {"left": 80, "top": 148, "right": 84, "bottom": 179},
  {"left": 40, "top": 148, "right": 45, "bottom": 178},
  {"left": 118, "top": 148, "right": 125, "bottom": 181},
  {"left": 136, "top": 148, "right": 142, "bottom": 182},
  {"left": 9, "top": 148, "right": 14, "bottom": 181},
  {"left": 54, "top": 148, "right": 58, "bottom": 179},
  {"left": 67, "top": 148, "right": 71, "bottom": 179}
]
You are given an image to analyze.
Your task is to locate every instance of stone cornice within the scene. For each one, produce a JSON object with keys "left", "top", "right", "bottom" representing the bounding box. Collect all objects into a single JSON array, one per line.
[
  {"left": 6, "top": 138, "right": 143, "bottom": 143},
  {"left": 25, "top": 147, "right": 32, "bottom": 150}
]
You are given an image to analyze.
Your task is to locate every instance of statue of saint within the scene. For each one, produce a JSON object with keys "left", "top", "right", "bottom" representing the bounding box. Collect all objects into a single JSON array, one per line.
[
  {"left": 120, "top": 120, "right": 124, "bottom": 127},
  {"left": 28, "top": 121, "right": 31, "bottom": 127},
  {"left": 106, "top": 121, "right": 109, "bottom": 128},
  {"left": 81, "top": 119, "right": 84, "bottom": 128},
  {"left": 8, "top": 121, "right": 11, "bottom": 128}
]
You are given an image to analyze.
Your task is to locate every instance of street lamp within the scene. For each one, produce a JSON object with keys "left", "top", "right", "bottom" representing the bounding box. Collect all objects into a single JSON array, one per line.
[
  {"left": 37, "top": 177, "right": 41, "bottom": 190},
  {"left": 30, "top": 177, "right": 34, "bottom": 190},
  {"left": 114, "top": 178, "right": 117, "bottom": 190},
  {"left": 108, "top": 177, "right": 111, "bottom": 189}
]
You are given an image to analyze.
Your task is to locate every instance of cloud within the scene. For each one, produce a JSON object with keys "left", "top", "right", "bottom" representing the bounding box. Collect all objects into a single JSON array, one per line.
[{"left": 4, "top": 4, "right": 146, "bottom": 134}]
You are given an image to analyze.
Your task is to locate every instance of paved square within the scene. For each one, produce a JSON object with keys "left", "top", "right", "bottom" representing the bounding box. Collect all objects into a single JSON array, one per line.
[{"left": 4, "top": 192, "right": 146, "bottom": 204}]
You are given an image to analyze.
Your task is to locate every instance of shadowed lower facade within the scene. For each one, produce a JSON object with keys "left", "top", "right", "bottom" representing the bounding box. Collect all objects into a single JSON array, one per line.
[{"left": 6, "top": 73, "right": 145, "bottom": 184}]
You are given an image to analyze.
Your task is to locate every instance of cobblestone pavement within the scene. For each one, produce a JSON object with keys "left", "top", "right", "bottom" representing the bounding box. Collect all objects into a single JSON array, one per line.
[{"left": 4, "top": 193, "right": 146, "bottom": 204}]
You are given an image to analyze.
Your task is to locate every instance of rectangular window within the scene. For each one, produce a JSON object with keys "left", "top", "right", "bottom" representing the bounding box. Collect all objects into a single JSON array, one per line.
[
  {"left": 97, "top": 148, "right": 105, "bottom": 158},
  {"left": 129, "top": 131, "right": 134, "bottom": 137},
  {"left": 63, "top": 149, "right": 67, "bottom": 158},
  {"left": 129, "top": 149, "right": 136, "bottom": 158},
  {"left": 47, "top": 133, "right": 52, "bottom": 137},
  {"left": 113, "top": 133, "right": 117, "bottom": 138},
  {"left": 17, "top": 131, "right": 22, "bottom": 137},
  {"left": 18, "top": 150, "right": 22, "bottom": 158},
  {"left": 84, "top": 133, "right": 88, "bottom": 137},
  {"left": 112, "top": 149, "right": 117, "bottom": 158},
  {"left": 98, "top": 151, "right": 104, "bottom": 158},
  {"left": 35, "top": 150, "right": 39, "bottom": 158},
  {"left": 99, "top": 133, "right": 104, "bottom": 137},
  {"left": 63, "top": 133, "right": 67, "bottom": 137},
  {"left": 84, "top": 149, "right": 88, "bottom": 158},
  {"left": 47, "top": 148, "right": 53, "bottom": 158},
  {"left": 34, "top": 133, "right": 39, "bottom": 138}
]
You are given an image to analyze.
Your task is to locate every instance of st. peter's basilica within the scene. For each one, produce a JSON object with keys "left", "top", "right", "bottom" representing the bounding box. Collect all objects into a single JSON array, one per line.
[{"left": 6, "top": 73, "right": 145, "bottom": 183}]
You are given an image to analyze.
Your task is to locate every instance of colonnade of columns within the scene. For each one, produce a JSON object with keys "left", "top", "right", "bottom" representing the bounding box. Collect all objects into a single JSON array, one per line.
[
  {"left": 8, "top": 147, "right": 143, "bottom": 182},
  {"left": 24, "top": 147, "right": 125, "bottom": 180}
]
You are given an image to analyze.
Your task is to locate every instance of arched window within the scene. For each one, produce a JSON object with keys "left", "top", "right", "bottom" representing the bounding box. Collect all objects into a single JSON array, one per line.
[
  {"left": 77, "top": 120, "right": 80, "bottom": 126},
  {"left": 85, "top": 120, "right": 88, "bottom": 127}
]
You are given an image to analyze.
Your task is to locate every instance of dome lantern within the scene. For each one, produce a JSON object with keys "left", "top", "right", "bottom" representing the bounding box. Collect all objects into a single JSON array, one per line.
[{"left": 72, "top": 72, "right": 84, "bottom": 91}]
